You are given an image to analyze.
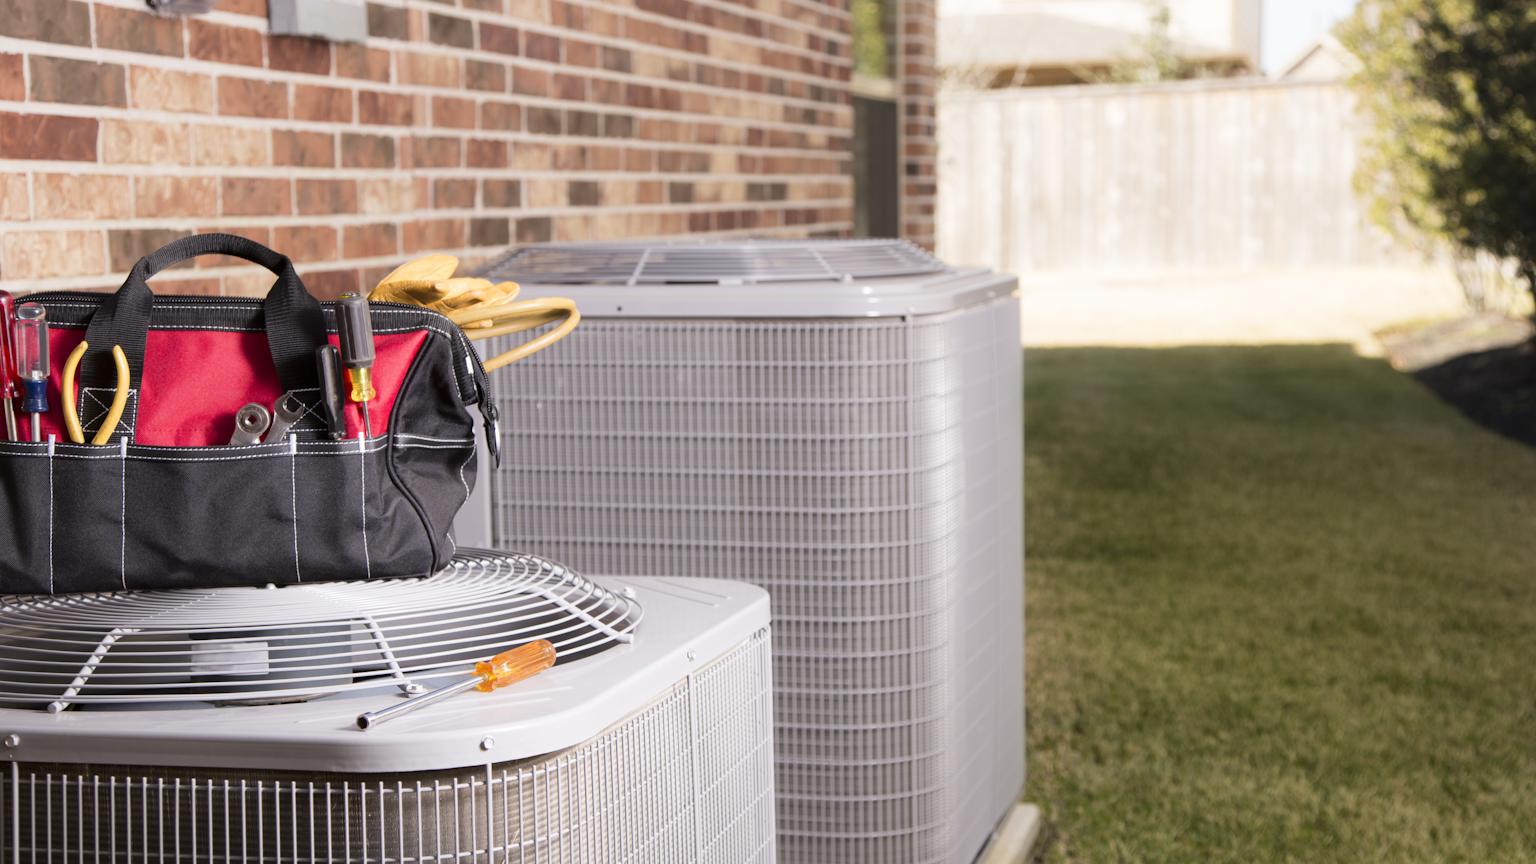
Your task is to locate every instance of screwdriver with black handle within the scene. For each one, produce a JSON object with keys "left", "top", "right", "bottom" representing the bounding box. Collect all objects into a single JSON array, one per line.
[{"left": 334, "top": 293, "right": 377, "bottom": 439}]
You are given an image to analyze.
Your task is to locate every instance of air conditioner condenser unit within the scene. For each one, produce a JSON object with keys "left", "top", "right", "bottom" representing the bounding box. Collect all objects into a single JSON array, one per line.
[
  {"left": 0, "top": 550, "right": 775, "bottom": 863},
  {"left": 466, "top": 239, "right": 1025, "bottom": 864}
]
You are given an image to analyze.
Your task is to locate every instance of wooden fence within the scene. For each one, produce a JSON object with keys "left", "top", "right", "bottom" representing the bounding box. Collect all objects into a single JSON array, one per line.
[{"left": 936, "top": 78, "right": 1417, "bottom": 274}]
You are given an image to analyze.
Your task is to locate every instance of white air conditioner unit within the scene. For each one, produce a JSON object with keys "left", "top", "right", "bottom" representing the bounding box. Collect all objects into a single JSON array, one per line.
[
  {"left": 0, "top": 550, "right": 775, "bottom": 863},
  {"left": 463, "top": 239, "right": 1025, "bottom": 864}
]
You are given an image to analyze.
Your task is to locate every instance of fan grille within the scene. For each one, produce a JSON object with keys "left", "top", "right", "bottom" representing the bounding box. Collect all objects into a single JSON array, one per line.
[
  {"left": 477, "top": 239, "right": 948, "bottom": 286},
  {"left": 0, "top": 550, "right": 640, "bottom": 709}
]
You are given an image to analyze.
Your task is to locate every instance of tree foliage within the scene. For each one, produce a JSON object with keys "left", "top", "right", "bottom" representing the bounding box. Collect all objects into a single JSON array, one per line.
[{"left": 1341, "top": 0, "right": 1536, "bottom": 289}]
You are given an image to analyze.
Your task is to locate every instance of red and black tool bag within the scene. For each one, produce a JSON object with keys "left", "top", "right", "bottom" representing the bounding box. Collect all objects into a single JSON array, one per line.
[{"left": 0, "top": 234, "right": 498, "bottom": 594}]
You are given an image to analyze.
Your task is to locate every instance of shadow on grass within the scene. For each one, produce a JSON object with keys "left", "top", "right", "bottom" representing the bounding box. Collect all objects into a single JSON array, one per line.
[
  {"left": 1025, "top": 344, "right": 1536, "bottom": 863},
  {"left": 1411, "top": 344, "right": 1536, "bottom": 447}
]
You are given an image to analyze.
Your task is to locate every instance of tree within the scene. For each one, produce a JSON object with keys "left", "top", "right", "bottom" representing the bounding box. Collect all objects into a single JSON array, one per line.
[
  {"left": 1341, "top": 1, "right": 1536, "bottom": 311},
  {"left": 1101, "top": 2, "right": 1195, "bottom": 84}
]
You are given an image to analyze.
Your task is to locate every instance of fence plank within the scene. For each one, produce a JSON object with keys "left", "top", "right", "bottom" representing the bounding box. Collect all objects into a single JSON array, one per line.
[{"left": 938, "top": 79, "right": 1411, "bottom": 273}]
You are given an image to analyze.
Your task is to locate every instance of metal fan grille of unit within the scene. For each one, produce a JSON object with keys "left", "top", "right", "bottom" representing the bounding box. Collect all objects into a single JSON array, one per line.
[
  {"left": 0, "top": 550, "right": 639, "bottom": 709},
  {"left": 482, "top": 297, "right": 1026, "bottom": 864},
  {"left": 477, "top": 238, "right": 948, "bottom": 285},
  {"left": 0, "top": 629, "right": 776, "bottom": 864}
]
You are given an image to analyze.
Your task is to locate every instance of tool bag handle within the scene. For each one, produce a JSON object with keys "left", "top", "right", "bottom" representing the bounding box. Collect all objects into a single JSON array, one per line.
[{"left": 78, "top": 234, "right": 329, "bottom": 398}]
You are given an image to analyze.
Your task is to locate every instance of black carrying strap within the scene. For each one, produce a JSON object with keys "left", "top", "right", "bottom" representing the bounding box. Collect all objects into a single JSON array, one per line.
[{"left": 79, "top": 234, "right": 330, "bottom": 398}]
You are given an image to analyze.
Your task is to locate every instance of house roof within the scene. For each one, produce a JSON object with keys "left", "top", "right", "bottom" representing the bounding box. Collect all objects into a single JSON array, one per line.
[{"left": 938, "top": 9, "right": 1244, "bottom": 72}]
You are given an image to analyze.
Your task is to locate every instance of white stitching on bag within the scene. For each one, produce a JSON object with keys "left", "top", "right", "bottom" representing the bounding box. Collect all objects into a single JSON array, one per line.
[
  {"left": 47, "top": 435, "right": 55, "bottom": 595},
  {"left": 358, "top": 434, "right": 372, "bottom": 580},
  {"left": 118, "top": 436, "right": 128, "bottom": 591},
  {"left": 291, "top": 435, "right": 301, "bottom": 584}
]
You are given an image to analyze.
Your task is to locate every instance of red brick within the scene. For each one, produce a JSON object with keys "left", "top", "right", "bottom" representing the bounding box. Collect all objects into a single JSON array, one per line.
[
  {"left": 193, "top": 126, "right": 269, "bottom": 167},
  {"left": 0, "top": 55, "right": 20, "bottom": 102},
  {"left": 272, "top": 225, "right": 338, "bottom": 264},
  {"left": 482, "top": 179, "right": 520, "bottom": 208},
  {"left": 428, "top": 12, "right": 474, "bottom": 48},
  {"left": 366, "top": 3, "right": 407, "bottom": 40},
  {"left": 480, "top": 22, "right": 519, "bottom": 55},
  {"left": 134, "top": 176, "right": 217, "bottom": 219},
  {"left": 409, "top": 136, "right": 461, "bottom": 169},
  {"left": 515, "top": 217, "right": 552, "bottom": 244},
  {"left": 526, "top": 106, "right": 561, "bottom": 135},
  {"left": 219, "top": 77, "right": 289, "bottom": 119},
  {"left": 467, "top": 139, "right": 508, "bottom": 168},
  {"left": 403, "top": 219, "right": 467, "bottom": 254},
  {"left": 358, "top": 178, "right": 415, "bottom": 214},
  {"left": 399, "top": 53, "right": 459, "bottom": 89},
  {"left": 0, "top": 174, "right": 28, "bottom": 221},
  {"left": 190, "top": 21, "right": 264, "bottom": 67},
  {"left": 29, "top": 56, "right": 128, "bottom": 108},
  {"left": 0, "top": 0, "right": 91, "bottom": 46},
  {"left": 341, "top": 133, "right": 396, "bottom": 169},
  {"left": 466, "top": 59, "right": 507, "bottom": 93},
  {"left": 108, "top": 229, "right": 191, "bottom": 271},
  {"left": 434, "top": 178, "right": 476, "bottom": 209},
  {"left": 273, "top": 130, "right": 335, "bottom": 168},
  {"left": 481, "top": 102, "right": 521, "bottom": 131},
  {"left": 95, "top": 4, "right": 184, "bottom": 56},
  {"left": 101, "top": 119, "right": 191, "bottom": 165},
  {"left": 344, "top": 223, "right": 399, "bottom": 259},
  {"left": 359, "top": 91, "right": 415, "bottom": 126},
  {"left": 555, "top": 74, "right": 585, "bottom": 102},
  {"left": 0, "top": 114, "right": 97, "bottom": 162},
  {"left": 34, "top": 173, "right": 132, "bottom": 220},
  {"left": 268, "top": 36, "right": 331, "bottom": 75},
  {"left": 293, "top": 85, "right": 353, "bottom": 123},
  {"left": 301, "top": 269, "right": 361, "bottom": 300},
  {"left": 221, "top": 178, "right": 291, "bottom": 217},
  {"left": 524, "top": 32, "right": 560, "bottom": 62},
  {"left": 130, "top": 67, "right": 214, "bottom": 114},
  {"left": 566, "top": 40, "right": 598, "bottom": 68},
  {"left": 432, "top": 96, "right": 476, "bottom": 129},
  {"left": 470, "top": 217, "right": 510, "bottom": 247},
  {"left": 3, "top": 231, "right": 105, "bottom": 279},
  {"left": 513, "top": 67, "right": 550, "bottom": 97},
  {"left": 336, "top": 44, "right": 391, "bottom": 82},
  {"left": 296, "top": 179, "right": 357, "bottom": 215}
]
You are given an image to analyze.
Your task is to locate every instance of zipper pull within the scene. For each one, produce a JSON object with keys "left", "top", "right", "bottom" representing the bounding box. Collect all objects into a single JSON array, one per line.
[{"left": 480, "top": 398, "right": 501, "bottom": 469}]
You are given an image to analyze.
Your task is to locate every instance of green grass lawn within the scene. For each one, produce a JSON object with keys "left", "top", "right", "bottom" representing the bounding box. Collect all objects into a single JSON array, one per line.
[{"left": 1025, "top": 346, "right": 1536, "bottom": 863}]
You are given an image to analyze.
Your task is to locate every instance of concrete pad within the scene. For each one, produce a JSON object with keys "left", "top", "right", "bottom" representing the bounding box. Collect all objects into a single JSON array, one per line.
[{"left": 976, "top": 803, "right": 1044, "bottom": 864}]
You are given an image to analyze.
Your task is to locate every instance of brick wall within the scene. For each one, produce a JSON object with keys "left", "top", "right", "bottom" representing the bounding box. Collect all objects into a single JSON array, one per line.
[
  {"left": 0, "top": 0, "right": 934, "bottom": 298},
  {"left": 899, "top": 0, "right": 934, "bottom": 247}
]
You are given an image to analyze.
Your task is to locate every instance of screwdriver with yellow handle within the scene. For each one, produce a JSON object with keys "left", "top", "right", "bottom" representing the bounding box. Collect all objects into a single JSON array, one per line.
[{"left": 356, "top": 639, "right": 556, "bottom": 730}]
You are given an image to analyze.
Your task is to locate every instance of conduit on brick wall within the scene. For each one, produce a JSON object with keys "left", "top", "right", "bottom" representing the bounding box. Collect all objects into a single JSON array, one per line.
[{"left": 0, "top": 0, "right": 936, "bottom": 297}]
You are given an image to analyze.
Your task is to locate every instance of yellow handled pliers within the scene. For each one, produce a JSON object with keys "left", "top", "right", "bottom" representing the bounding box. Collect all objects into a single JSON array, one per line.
[{"left": 61, "top": 341, "right": 130, "bottom": 445}]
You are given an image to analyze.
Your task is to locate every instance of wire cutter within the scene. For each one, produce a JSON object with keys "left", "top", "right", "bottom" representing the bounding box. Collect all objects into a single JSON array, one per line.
[{"left": 61, "top": 341, "right": 130, "bottom": 445}]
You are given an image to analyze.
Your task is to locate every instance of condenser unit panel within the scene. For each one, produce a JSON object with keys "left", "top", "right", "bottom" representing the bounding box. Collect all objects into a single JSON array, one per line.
[{"left": 472, "top": 239, "right": 1026, "bottom": 864}]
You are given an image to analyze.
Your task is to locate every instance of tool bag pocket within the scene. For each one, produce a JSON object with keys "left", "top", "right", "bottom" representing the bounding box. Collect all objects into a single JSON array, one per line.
[{"left": 0, "top": 234, "right": 492, "bottom": 594}]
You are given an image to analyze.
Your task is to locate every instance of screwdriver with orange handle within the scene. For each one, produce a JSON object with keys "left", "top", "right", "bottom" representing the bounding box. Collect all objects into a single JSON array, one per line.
[{"left": 356, "top": 639, "right": 556, "bottom": 730}]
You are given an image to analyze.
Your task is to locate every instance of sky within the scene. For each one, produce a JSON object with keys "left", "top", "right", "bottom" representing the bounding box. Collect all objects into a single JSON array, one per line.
[{"left": 1262, "top": 0, "right": 1359, "bottom": 72}]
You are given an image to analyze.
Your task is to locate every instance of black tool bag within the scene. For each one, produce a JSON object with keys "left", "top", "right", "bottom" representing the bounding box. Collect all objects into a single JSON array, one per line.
[{"left": 0, "top": 234, "right": 498, "bottom": 594}]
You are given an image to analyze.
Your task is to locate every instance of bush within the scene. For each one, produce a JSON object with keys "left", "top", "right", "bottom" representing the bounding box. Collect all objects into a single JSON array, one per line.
[{"left": 1342, "top": 1, "right": 1536, "bottom": 311}]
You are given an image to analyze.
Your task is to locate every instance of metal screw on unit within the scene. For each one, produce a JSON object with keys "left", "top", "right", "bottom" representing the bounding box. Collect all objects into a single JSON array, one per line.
[
  {"left": 3, "top": 733, "right": 19, "bottom": 748},
  {"left": 480, "top": 736, "right": 495, "bottom": 751},
  {"left": 404, "top": 683, "right": 426, "bottom": 695},
  {"left": 622, "top": 586, "right": 637, "bottom": 599},
  {"left": 686, "top": 650, "right": 697, "bottom": 662}
]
